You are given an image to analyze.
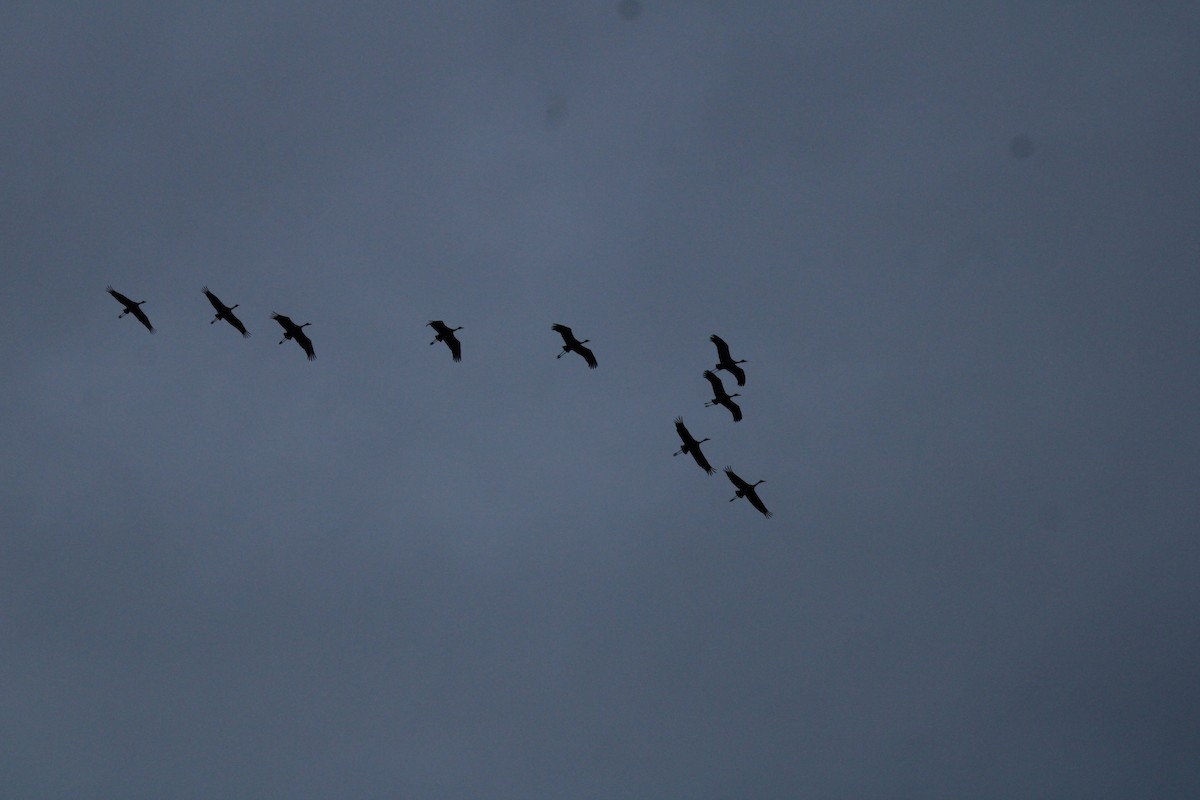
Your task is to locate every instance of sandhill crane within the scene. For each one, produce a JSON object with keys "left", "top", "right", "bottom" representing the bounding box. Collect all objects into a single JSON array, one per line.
[
  {"left": 725, "top": 467, "right": 771, "bottom": 518},
  {"left": 703, "top": 370, "right": 742, "bottom": 422},
  {"left": 673, "top": 417, "right": 714, "bottom": 474},
  {"left": 271, "top": 312, "right": 315, "bottom": 360},
  {"left": 427, "top": 320, "right": 462, "bottom": 362},
  {"left": 106, "top": 286, "right": 154, "bottom": 333},
  {"left": 710, "top": 334, "right": 747, "bottom": 386},
  {"left": 203, "top": 287, "right": 249, "bottom": 337},
  {"left": 552, "top": 323, "right": 597, "bottom": 369}
]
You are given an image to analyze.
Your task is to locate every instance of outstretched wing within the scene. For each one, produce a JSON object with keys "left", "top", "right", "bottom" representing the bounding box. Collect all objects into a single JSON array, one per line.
[
  {"left": 226, "top": 310, "right": 250, "bottom": 337},
  {"left": 293, "top": 328, "right": 316, "bottom": 360},
  {"left": 577, "top": 343, "right": 597, "bottom": 369},
  {"left": 130, "top": 305, "right": 154, "bottom": 332},
  {"left": 552, "top": 323, "right": 576, "bottom": 345},
  {"left": 746, "top": 488, "right": 772, "bottom": 518},
  {"left": 428, "top": 320, "right": 448, "bottom": 335},
  {"left": 703, "top": 370, "right": 726, "bottom": 394},
  {"left": 710, "top": 334, "right": 732, "bottom": 362},
  {"left": 690, "top": 443, "right": 715, "bottom": 475},
  {"left": 674, "top": 417, "right": 692, "bottom": 444},
  {"left": 107, "top": 286, "right": 132, "bottom": 307},
  {"left": 202, "top": 287, "right": 224, "bottom": 312},
  {"left": 726, "top": 362, "right": 746, "bottom": 387},
  {"left": 445, "top": 332, "right": 462, "bottom": 362},
  {"left": 722, "top": 396, "right": 742, "bottom": 422},
  {"left": 271, "top": 312, "right": 293, "bottom": 330},
  {"left": 724, "top": 467, "right": 750, "bottom": 492}
]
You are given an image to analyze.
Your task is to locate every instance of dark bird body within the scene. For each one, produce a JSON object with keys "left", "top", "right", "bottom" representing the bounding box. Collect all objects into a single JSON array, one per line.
[
  {"left": 427, "top": 320, "right": 462, "bottom": 362},
  {"left": 272, "top": 312, "right": 315, "bottom": 360},
  {"left": 703, "top": 370, "right": 742, "bottom": 421},
  {"left": 725, "top": 467, "right": 771, "bottom": 518},
  {"left": 106, "top": 286, "right": 154, "bottom": 333},
  {"left": 673, "top": 417, "right": 714, "bottom": 474},
  {"left": 552, "top": 323, "right": 597, "bottom": 369},
  {"left": 203, "top": 287, "right": 249, "bottom": 337},
  {"left": 710, "top": 334, "right": 746, "bottom": 386}
]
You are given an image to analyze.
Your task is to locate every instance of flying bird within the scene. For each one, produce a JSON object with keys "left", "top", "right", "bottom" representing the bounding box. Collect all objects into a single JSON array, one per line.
[
  {"left": 673, "top": 417, "right": 714, "bottom": 474},
  {"left": 203, "top": 287, "right": 249, "bottom": 337},
  {"left": 703, "top": 370, "right": 742, "bottom": 421},
  {"left": 427, "top": 320, "right": 462, "bottom": 362},
  {"left": 272, "top": 312, "right": 315, "bottom": 360},
  {"left": 552, "top": 323, "right": 597, "bottom": 369},
  {"left": 725, "top": 467, "right": 771, "bottom": 518},
  {"left": 710, "top": 334, "right": 747, "bottom": 386},
  {"left": 106, "top": 286, "right": 154, "bottom": 333}
]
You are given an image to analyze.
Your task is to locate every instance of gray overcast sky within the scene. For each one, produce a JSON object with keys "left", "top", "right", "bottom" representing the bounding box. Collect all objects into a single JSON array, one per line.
[{"left": 3, "top": 2, "right": 1199, "bottom": 797}]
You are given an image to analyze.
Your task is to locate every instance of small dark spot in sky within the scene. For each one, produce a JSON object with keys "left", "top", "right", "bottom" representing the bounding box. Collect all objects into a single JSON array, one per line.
[
  {"left": 1009, "top": 135, "right": 1035, "bottom": 159},
  {"left": 544, "top": 93, "right": 567, "bottom": 130},
  {"left": 618, "top": 0, "right": 642, "bottom": 21}
]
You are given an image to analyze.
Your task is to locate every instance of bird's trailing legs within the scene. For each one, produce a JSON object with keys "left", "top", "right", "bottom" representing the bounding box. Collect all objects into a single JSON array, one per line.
[
  {"left": 729, "top": 480, "right": 765, "bottom": 501},
  {"left": 705, "top": 393, "right": 740, "bottom": 407},
  {"left": 557, "top": 339, "right": 589, "bottom": 358}
]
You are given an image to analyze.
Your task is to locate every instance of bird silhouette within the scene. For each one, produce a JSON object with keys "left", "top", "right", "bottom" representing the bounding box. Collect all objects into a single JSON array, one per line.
[
  {"left": 710, "top": 334, "right": 746, "bottom": 386},
  {"left": 725, "top": 467, "right": 771, "bottom": 517},
  {"left": 203, "top": 287, "right": 249, "bottom": 337},
  {"left": 673, "top": 417, "right": 714, "bottom": 474},
  {"left": 271, "top": 312, "right": 315, "bottom": 360},
  {"left": 552, "top": 323, "right": 597, "bottom": 369},
  {"left": 427, "top": 320, "right": 462, "bottom": 362},
  {"left": 106, "top": 286, "right": 154, "bottom": 333},
  {"left": 703, "top": 370, "right": 742, "bottom": 421}
]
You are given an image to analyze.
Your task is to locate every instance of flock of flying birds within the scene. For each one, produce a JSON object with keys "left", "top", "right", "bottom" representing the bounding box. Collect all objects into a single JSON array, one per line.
[
  {"left": 107, "top": 285, "right": 771, "bottom": 519},
  {"left": 677, "top": 335, "right": 772, "bottom": 518}
]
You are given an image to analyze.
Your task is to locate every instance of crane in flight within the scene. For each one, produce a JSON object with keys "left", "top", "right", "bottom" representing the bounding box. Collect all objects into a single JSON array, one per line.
[
  {"left": 703, "top": 370, "right": 742, "bottom": 422},
  {"left": 203, "top": 287, "right": 249, "bottom": 337},
  {"left": 709, "top": 334, "right": 747, "bottom": 386},
  {"left": 724, "top": 467, "right": 771, "bottom": 518},
  {"left": 106, "top": 286, "right": 154, "bottom": 333},
  {"left": 271, "top": 312, "right": 315, "bottom": 360},
  {"left": 552, "top": 323, "right": 597, "bottom": 369},
  {"left": 427, "top": 320, "right": 463, "bottom": 362},
  {"left": 673, "top": 417, "right": 714, "bottom": 474}
]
